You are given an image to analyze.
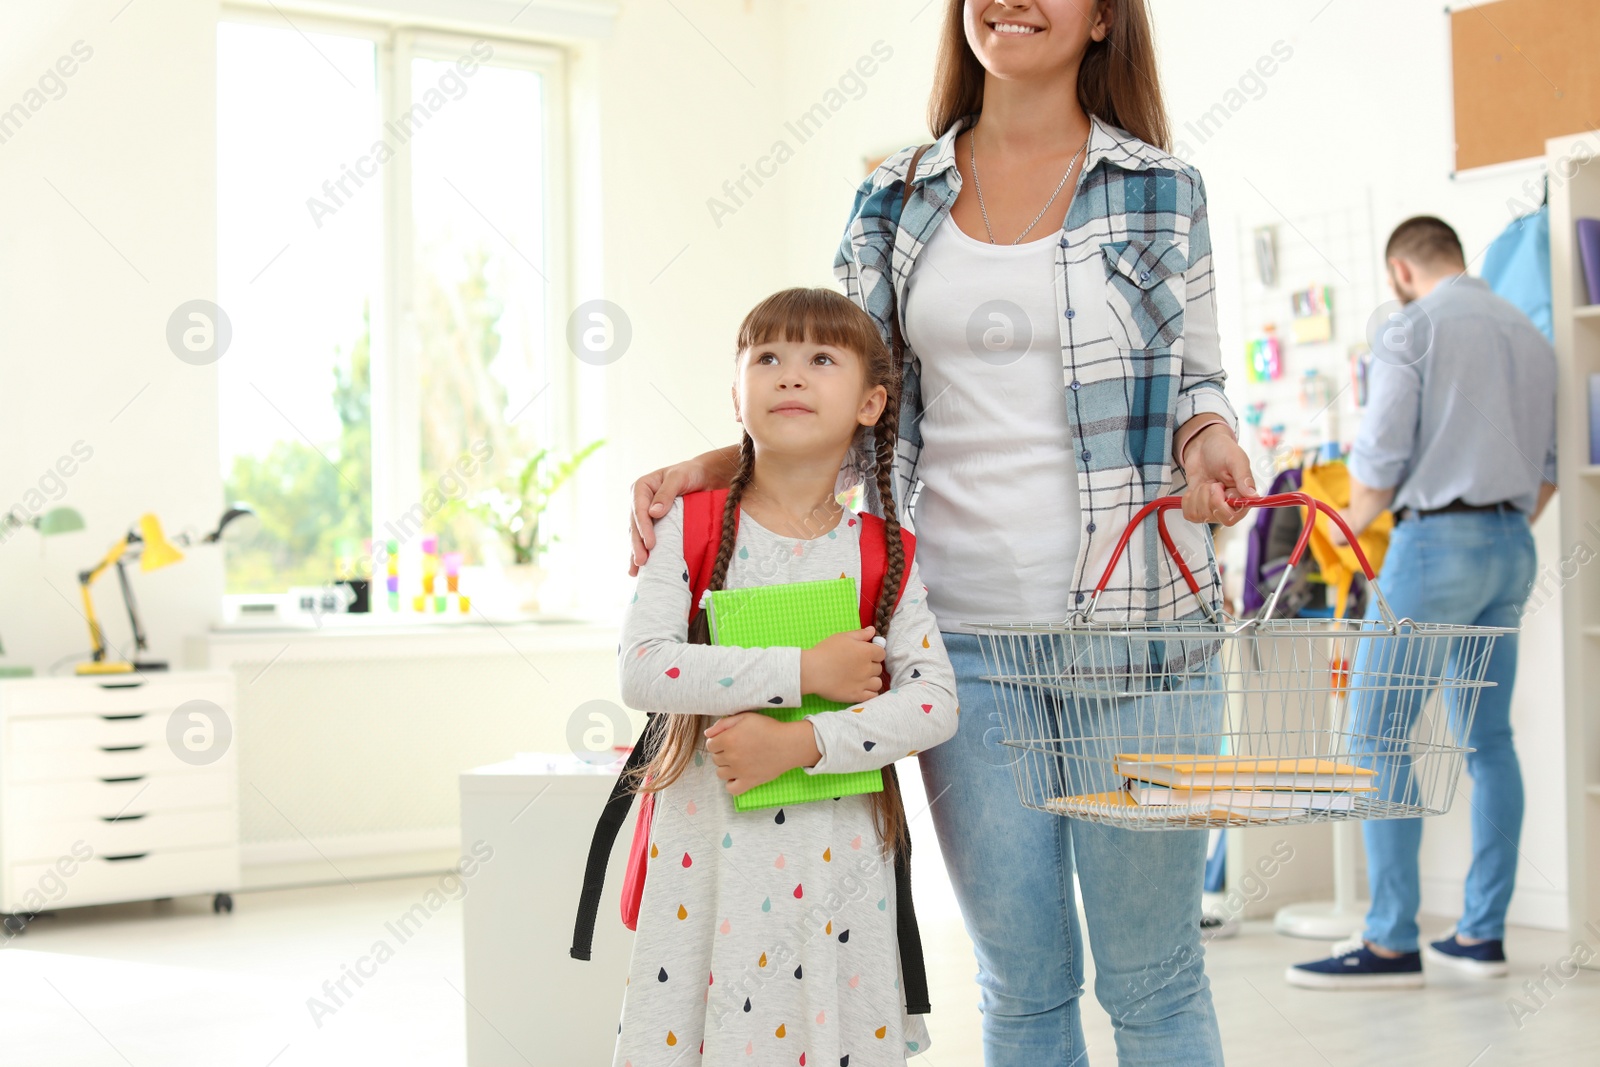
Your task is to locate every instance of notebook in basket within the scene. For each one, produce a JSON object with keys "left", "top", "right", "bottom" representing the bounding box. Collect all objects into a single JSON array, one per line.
[{"left": 704, "top": 577, "right": 885, "bottom": 812}]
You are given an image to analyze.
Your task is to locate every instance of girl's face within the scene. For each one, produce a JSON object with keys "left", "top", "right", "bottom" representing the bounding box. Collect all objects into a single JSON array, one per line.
[
  {"left": 732, "top": 339, "right": 886, "bottom": 460},
  {"left": 964, "top": 0, "right": 1110, "bottom": 81}
]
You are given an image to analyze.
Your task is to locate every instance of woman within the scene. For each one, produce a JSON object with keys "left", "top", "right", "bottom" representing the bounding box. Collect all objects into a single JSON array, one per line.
[{"left": 628, "top": 2, "right": 1256, "bottom": 1062}]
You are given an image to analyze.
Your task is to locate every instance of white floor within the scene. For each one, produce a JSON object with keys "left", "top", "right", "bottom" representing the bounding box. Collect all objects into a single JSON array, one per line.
[{"left": 3, "top": 870, "right": 1596, "bottom": 1067}]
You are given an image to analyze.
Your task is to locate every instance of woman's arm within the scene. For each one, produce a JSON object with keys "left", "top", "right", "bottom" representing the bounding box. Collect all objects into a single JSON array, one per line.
[
  {"left": 627, "top": 443, "right": 741, "bottom": 575},
  {"left": 617, "top": 497, "right": 804, "bottom": 715},
  {"left": 1175, "top": 169, "right": 1257, "bottom": 526},
  {"left": 801, "top": 559, "right": 959, "bottom": 774}
]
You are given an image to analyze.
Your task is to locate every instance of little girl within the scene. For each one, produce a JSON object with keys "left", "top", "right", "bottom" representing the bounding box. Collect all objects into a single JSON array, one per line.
[{"left": 613, "top": 287, "right": 959, "bottom": 1065}]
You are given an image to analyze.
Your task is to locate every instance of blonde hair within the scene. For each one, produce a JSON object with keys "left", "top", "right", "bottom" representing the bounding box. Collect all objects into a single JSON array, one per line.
[{"left": 633, "top": 287, "right": 910, "bottom": 855}]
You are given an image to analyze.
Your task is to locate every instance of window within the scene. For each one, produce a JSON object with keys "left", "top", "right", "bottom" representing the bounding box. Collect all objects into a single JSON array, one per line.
[{"left": 216, "top": 13, "right": 569, "bottom": 603}]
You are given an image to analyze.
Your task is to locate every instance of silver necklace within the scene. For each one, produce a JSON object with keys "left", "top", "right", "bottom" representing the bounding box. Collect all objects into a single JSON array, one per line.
[{"left": 970, "top": 123, "right": 1091, "bottom": 244}]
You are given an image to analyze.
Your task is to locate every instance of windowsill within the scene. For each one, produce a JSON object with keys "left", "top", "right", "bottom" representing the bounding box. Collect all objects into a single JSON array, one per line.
[
  {"left": 210, "top": 611, "right": 596, "bottom": 635},
  {"left": 197, "top": 610, "right": 623, "bottom": 667}
]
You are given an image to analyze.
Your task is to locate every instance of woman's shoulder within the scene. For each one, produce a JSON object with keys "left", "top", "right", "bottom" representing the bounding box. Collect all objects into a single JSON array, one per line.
[
  {"left": 850, "top": 126, "right": 959, "bottom": 210},
  {"left": 1092, "top": 118, "right": 1207, "bottom": 200},
  {"left": 864, "top": 142, "right": 930, "bottom": 190}
]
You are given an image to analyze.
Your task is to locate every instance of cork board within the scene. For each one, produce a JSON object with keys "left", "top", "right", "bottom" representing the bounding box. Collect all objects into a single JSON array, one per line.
[{"left": 1450, "top": 0, "right": 1600, "bottom": 171}]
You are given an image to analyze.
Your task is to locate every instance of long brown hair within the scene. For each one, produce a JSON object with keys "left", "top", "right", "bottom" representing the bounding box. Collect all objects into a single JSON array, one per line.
[
  {"left": 927, "top": 0, "right": 1170, "bottom": 151},
  {"left": 632, "top": 287, "right": 910, "bottom": 856}
]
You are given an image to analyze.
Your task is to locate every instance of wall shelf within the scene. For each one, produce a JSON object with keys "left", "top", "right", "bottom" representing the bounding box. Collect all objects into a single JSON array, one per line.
[{"left": 1549, "top": 129, "right": 1600, "bottom": 961}]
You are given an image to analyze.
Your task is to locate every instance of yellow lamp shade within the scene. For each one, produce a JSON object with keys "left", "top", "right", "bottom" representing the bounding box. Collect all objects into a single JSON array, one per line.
[{"left": 138, "top": 513, "right": 185, "bottom": 571}]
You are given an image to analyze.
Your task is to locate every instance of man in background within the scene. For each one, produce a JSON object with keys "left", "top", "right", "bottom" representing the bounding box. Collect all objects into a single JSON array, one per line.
[{"left": 1288, "top": 216, "right": 1558, "bottom": 989}]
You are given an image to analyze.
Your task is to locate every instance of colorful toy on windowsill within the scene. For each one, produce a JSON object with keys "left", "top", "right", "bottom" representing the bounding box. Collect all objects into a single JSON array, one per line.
[
  {"left": 385, "top": 539, "right": 400, "bottom": 612},
  {"left": 410, "top": 537, "right": 470, "bottom": 614}
]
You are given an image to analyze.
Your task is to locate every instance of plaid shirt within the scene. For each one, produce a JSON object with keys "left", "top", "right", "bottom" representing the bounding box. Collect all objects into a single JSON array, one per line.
[{"left": 834, "top": 113, "right": 1236, "bottom": 623}]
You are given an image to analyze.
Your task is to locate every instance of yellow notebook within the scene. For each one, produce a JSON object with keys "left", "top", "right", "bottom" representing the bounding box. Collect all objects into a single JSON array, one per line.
[
  {"left": 1115, "top": 754, "right": 1376, "bottom": 792},
  {"left": 1047, "top": 791, "right": 1301, "bottom": 825}
]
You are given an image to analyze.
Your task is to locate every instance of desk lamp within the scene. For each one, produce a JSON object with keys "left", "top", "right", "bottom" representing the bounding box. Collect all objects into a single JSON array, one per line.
[{"left": 77, "top": 506, "right": 255, "bottom": 674}]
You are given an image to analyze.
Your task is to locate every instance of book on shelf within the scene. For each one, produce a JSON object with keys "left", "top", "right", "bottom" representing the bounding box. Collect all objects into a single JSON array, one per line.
[
  {"left": 1115, "top": 754, "right": 1377, "bottom": 793},
  {"left": 703, "top": 577, "right": 884, "bottom": 812},
  {"left": 1590, "top": 373, "right": 1600, "bottom": 466}
]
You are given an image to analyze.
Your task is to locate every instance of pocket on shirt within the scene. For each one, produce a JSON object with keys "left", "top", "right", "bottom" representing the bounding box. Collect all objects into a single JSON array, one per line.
[{"left": 1100, "top": 237, "right": 1188, "bottom": 349}]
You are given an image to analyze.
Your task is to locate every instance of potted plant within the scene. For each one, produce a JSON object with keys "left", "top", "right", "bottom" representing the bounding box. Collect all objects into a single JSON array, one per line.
[{"left": 456, "top": 439, "right": 604, "bottom": 612}]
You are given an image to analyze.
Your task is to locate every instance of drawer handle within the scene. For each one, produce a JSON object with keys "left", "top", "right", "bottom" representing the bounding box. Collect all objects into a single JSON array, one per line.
[
  {"left": 101, "top": 713, "right": 147, "bottom": 722},
  {"left": 97, "top": 680, "right": 145, "bottom": 690},
  {"left": 99, "top": 775, "right": 146, "bottom": 784},
  {"left": 100, "top": 813, "right": 148, "bottom": 823},
  {"left": 101, "top": 852, "right": 149, "bottom": 862},
  {"left": 99, "top": 744, "right": 146, "bottom": 753}
]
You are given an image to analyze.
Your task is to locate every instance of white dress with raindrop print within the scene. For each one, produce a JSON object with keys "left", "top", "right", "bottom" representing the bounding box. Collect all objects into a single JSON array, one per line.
[{"left": 613, "top": 496, "right": 959, "bottom": 1066}]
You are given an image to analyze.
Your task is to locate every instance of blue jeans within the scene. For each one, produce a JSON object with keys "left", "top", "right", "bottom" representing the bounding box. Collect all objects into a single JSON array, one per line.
[
  {"left": 919, "top": 630, "right": 1224, "bottom": 1067},
  {"left": 1352, "top": 509, "right": 1535, "bottom": 952}
]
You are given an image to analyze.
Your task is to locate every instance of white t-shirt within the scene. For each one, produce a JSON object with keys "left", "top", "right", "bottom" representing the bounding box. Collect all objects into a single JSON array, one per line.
[{"left": 902, "top": 213, "right": 1082, "bottom": 633}]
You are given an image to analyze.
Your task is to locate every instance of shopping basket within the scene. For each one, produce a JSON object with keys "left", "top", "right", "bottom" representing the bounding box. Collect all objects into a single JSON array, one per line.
[{"left": 970, "top": 492, "right": 1512, "bottom": 829}]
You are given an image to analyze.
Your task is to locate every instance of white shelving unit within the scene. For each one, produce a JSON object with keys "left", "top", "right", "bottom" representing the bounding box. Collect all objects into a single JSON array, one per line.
[
  {"left": 0, "top": 671, "right": 239, "bottom": 925},
  {"left": 1548, "top": 129, "right": 1600, "bottom": 962}
]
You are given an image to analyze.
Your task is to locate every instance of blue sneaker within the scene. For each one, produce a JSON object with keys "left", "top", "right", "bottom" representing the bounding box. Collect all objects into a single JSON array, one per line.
[
  {"left": 1424, "top": 927, "right": 1508, "bottom": 978},
  {"left": 1286, "top": 936, "right": 1424, "bottom": 989}
]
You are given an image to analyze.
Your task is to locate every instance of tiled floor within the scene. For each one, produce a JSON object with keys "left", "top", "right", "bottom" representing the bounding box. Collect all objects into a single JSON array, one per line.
[{"left": 3, "top": 868, "right": 1596, "bottom": 1066}]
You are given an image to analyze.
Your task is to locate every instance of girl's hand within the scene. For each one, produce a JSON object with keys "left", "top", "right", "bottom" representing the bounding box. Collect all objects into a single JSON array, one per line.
[
  {"left": 704, "top": 713, "right": 820, "bottom": 795},
  {"left": 1180, "top": 423, "right": 1259, "bottom": 527},
  {"left": 629, "top": 445, "right": 741, "bottom": 576},
  {"left": 799, "top": 626, "right": 885, "bottom": 704}
]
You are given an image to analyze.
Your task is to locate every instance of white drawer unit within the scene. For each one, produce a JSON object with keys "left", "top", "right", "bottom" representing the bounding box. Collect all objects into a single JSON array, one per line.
[{"left": 0, "top": 672, "right": 240, "bottom": 923}]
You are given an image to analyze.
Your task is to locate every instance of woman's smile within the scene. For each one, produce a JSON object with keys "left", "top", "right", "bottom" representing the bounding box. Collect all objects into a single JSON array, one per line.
[{"left": 987, "top": 18, "right": 1043, "bottom": 37}]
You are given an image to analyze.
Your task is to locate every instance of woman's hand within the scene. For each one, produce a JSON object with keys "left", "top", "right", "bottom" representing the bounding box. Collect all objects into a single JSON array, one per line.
[
  {"left": 628, "top": 445, "right": 740, "bottom": 576},
  {"left": 1180, "top": 422, "right": 1258, "bottom": 526},
  {"left": 704, "top": 713, "right": 820, "bottom": 795}
]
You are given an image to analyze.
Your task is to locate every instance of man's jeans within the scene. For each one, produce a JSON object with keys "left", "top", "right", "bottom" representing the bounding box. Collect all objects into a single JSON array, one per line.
[
  {"left": 1351, "top": 509, "right": 1536, "bottom": 952},
  {"left": 920, "top": 630, "right": 1223, "bottom": 1067}
]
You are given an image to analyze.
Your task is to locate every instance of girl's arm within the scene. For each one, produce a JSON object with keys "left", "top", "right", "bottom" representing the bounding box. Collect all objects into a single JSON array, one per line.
[
  {"left": 801, "top": 558, "right": 959, "bottom": 775},
  {"left": 617, "top": 497, "right": 803, "bottom": 715}
]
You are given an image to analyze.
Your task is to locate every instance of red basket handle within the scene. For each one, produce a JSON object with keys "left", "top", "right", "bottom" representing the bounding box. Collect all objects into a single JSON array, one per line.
[{"left": 1085, "top": 492, "right": 1379, "bottom": 622}]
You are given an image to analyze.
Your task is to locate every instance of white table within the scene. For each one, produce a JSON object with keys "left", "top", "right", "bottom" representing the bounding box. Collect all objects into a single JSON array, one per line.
[{"left": 460, "top": 753, "right": 635, "bottom": 1067}]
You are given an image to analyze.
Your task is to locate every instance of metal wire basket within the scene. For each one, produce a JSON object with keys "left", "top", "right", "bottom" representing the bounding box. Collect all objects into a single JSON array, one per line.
[{"left": 970, "top": 493, "right": 1512, "bottom": 829}]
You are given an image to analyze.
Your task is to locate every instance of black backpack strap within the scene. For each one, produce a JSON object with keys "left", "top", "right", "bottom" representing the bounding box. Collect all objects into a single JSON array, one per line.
[
  {"left": 570, "top": 712, "right": 661, "bottom": 961},
  {"left": 887, "top": 765, "right": 930, "bottom": 1014}
]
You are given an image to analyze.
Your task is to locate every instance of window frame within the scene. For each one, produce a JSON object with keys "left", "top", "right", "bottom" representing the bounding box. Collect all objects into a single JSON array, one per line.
[{"left": 217, "top": 7, "right": 574, "bottom": 612}]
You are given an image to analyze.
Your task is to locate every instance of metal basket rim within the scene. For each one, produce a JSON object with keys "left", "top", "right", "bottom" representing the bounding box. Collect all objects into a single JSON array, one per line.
[{"left": 961, "top": 616, "right": 1516, "bottom": 640}]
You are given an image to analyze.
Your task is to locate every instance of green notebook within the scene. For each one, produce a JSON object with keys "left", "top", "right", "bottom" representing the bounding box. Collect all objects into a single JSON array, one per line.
[{"left": 704, "top": 577, "right": 886, "bottom": 812}]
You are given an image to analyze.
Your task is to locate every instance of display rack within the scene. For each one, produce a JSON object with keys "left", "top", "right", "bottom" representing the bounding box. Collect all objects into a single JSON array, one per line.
[{"left": 1548, "top": 129, "right": 1600, "bottom": 964}]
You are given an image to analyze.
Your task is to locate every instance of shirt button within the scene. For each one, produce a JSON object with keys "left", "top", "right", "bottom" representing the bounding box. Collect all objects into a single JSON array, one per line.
[
  {"left": 1081, "top": 450, "right": 1092, "bottom": 462},
  {"left": 1075, "top": 592, "right": 1086, "bottom": 604},
  {"left": 1070, "top": 380, "right": 1081, "bottom": 391},
  {"left": 1086, "top": 522, "right": 1096, "bottom": 533},
  {"left": 1139, "top": 270, "right": 1150, "bottom": 282},
  {"left": 1064, "top": 308, "right": 1075, "bottom": 319},
  {"left": 1060, "top": 237, "right": 1069, "bottom": 248}
]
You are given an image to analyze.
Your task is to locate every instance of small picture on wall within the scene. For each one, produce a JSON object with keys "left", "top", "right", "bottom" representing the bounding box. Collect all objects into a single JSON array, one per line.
[
  {"left": 1246, "top": 326, "right": 1282, "bottom": 384},
  {"left": 1290, "top": 285, "right": 1333, "bottom": 344}
]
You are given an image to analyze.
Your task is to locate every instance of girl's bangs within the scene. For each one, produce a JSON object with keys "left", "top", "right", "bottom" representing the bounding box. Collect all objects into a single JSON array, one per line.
[{"left": 737, "top": 289, "right": 878, "bottom": 357}]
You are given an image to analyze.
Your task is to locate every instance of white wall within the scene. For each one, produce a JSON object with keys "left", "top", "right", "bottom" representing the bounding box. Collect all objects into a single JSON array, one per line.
[{"left": 0, "top": 0, "right": 224, "bottom": 674}]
